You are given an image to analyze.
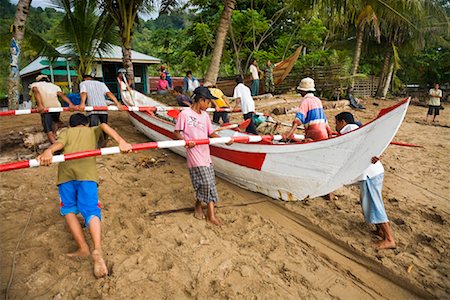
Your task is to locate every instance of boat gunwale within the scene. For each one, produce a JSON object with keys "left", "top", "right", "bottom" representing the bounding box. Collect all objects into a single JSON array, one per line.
[{"left": 126, "top": 97, "right": 410, "bottom": 148}]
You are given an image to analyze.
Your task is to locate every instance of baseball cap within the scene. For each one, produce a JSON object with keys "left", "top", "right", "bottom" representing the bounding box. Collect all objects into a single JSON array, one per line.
[{"left": 193, "top": 86, "right": 218, "bottom": 101}]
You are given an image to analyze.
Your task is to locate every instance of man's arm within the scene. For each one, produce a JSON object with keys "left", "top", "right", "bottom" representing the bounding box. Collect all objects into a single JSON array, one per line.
[
  {"left": 222, "top": 95, "right": 232, "bottom": 108},
  {"left": 32, "top": 87, "right": 45, "bottom": 113},
  {"left": 106, "top": 92, "right": 123, "bottom": 110},
  {"left": 57, "top": 91, "right": 76, "bottom": 111},
  {"left": 79, "top": 92, "right": 87, "bottom": 111},
  {"left": 233, "top": 97, "right": 241, "bottom": 111},
  {"left": 37, "top": 142, "right": 65, "bottom": 165},
  {"left": 100, "top": 123, "right": 132, "bottom": 152}
]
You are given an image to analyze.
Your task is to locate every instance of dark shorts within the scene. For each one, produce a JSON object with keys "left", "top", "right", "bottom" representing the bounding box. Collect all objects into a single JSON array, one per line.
[
  {"left": 213, "top": 111, "right": 229, "bottom": 124},
  {"left": 41, "top": 112, "right": 60, "bottom": 133},
  {"left": 188, "top": 165, "right": 219, "bottom": 203},
  {"left": 88, "top": 114, "right": 108, "bottom": 126},
  {"left": 427, "top": 105, "right": 440, "bottom": 116}
]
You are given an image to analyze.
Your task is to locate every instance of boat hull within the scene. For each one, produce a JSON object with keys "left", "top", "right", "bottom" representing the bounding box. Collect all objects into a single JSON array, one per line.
[{"left": 125, "top": 93, "right": 410, "bottom": 201}]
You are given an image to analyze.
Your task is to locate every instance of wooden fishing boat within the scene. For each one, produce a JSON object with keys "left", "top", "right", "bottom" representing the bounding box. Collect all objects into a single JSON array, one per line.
[
  {"left": 122, "top": 90, "right": 410, "bottom": 201},
  {"left": 147, "top": 47, "right": 302, "bottom": 95}
]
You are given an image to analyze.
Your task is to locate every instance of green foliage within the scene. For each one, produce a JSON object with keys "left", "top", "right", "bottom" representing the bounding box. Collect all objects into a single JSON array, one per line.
[{"left": 1, "top": 0, "right": 448, "bottom": 97}]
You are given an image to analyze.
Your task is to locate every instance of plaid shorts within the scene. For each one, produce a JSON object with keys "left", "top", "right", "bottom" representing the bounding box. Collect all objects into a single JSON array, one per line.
[{"left": 188, "top": 165, "right": 219, "bottom": 203}]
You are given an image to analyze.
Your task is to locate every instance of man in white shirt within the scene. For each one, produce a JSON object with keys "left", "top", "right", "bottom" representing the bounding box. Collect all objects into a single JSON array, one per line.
[
  {"left": 426, "top": 83, "right": 443, "bottom": 123},
  {"left": 335, "top": 111, "right": 396, "bottom": 250},
  {"left": 79, "top": 74, "right": 123, "bottom": 127},
  {"left": 30, "top": 74, "right": 76, "bottom": 143},
  {"left": 249, "top": 59, "right": 260, "bottom": 96},
  {"left": 233, "top": 75, "right": 257, "bottom": 134}
]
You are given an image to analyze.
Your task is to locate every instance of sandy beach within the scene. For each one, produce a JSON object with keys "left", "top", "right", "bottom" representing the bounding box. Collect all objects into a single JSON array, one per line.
[{"left": 1, "top": 96, "right": 449, "bottom": 299}]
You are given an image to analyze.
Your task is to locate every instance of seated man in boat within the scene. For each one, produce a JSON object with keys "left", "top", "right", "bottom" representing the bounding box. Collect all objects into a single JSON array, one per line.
[
  {"left": 204, "top": 82, "right": 232, "bottom": 125},
  {"left": 335, "top": 112, "right": 396, "bottom": 250},
  {"left": 117, "top": 68, "right": 133, "bottom": 103},
  {"left": 173, "top": 87, "right": 232, "bottom": 226},
  {"left": 282, "top": 77, "right": 332, "bottom": 141},
  {"left": 30, "top": 74, "right": 77, "bottom": 144},
  {"left": 232, "top": 75, "right": 258, "bottom": 134}
]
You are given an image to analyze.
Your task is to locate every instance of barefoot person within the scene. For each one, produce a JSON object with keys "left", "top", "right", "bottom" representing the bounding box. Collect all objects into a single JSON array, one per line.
[
  {"left": 30, "top": 74, "right": 77, "bottom": 144},
  {"left": 426, "top": 83, "right": 443, "bottom": 123},
  {"left": 335, "top": 112, "right": 396, "bottom": 250},
  {"left": 37, "top": 113, "right": 132, "bottom": 277},
  {"left": 174, "top": 87, "right": 232, "bottom": 225}
]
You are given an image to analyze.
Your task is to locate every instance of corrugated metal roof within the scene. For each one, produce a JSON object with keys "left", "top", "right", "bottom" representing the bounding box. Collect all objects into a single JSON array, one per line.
[{"left": 20, "top": 44, "right": 161, "bottom": 77}]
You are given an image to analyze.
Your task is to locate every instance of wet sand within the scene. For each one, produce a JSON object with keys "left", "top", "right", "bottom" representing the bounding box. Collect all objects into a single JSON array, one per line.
[{"left": 1, "top": 96, "right": 449, "bottom": 298}]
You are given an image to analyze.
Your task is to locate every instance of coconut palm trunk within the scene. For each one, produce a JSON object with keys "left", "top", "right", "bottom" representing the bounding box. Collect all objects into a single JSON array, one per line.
[
  {"left": 376, "top": 47, "right": 392, "bottom": 97},
  {"left": 8, "top": 0, "right": 32, "bottom": 110},
  {"left": 350, "top": 26, "right": 364, "bottom": 88},
  {"left": 203, "top": 0, "right": 236, "bottom": 85},
  {"left": 121, "top": 31, "right": 135, "bottom": 82},
  {"left": 381, "top": 61, "right": 395, "bottom": 98}
]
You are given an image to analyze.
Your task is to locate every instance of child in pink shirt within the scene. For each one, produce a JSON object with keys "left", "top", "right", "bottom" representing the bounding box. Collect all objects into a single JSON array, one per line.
[
  {"left": 174, "top": 87, "right": 231, "bottom": 225},
  {"left": 157, "top": 74, "right": 169, "bottom": 94}
]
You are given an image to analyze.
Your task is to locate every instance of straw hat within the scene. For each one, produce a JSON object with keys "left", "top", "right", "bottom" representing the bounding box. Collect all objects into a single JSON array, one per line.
[
  {"left": 297, "top": 77, "right": 316, "bottom": 92},
  {"left": 35, "top": 74, "right": 49, "bottom": 81}
]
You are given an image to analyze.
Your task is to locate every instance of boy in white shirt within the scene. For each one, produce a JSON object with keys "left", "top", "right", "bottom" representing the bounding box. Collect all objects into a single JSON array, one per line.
[
  {"left": 426, "top": 83, "right": 443, "bottom": 123},
  {"left": 233, "top": 75, "right": 257, "bottom": 134},
  {"left": 335, "top": 112, "right": 396, "bottom": 250}
]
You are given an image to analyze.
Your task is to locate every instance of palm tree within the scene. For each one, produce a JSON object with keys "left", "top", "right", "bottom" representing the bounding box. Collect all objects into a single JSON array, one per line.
[
  {"left": 376, "top": 0, "right": 449, "bottom": 97},
  {"left": 203, "top": 0, "right": 236, "bottom": 85},
  {"left": 8, "top": 0, "right": 32, "bottom": 109},
  {"left": 102, "top": 0, "right": 153, "bottom": 83},
  {"left": 28, "top": 0, "right": 117, "bottom": 81},
  {"left": 55, "top": 0, "right": 117, "bottom": 78}
]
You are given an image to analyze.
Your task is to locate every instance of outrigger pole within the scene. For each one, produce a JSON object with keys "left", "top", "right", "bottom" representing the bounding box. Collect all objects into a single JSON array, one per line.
[
  {"left": 0, "top": 106, "right": 242, "bottom": 117},
  {"left": 0, "top": 134, "right": 305, "bottom": 173}
]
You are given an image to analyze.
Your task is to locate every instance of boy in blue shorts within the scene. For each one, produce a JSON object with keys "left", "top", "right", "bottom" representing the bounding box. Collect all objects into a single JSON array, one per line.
[{"left": 38, "top": 113, "right": 132, "bottom": 278}]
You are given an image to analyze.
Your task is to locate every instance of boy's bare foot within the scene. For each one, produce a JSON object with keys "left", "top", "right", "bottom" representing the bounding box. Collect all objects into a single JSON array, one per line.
[
  {"left": 91, "top": 249, "right": 108, "bottom": 278},
  {"left": 372, "top": 240, "right": 396, "bottom": 250},
  {"left": 194, "top": 201, "right": 205, "bottom": 220},
  {"left": 67, "top": 248, "right": 90, "bottom": 257},
  {"left": 206, "top": 215, "right": 223, "bottom": 226}
]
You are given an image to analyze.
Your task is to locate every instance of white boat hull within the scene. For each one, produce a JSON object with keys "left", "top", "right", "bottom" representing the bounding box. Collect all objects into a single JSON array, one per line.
[{"left": 124, "top": 91, "right": 410, "bottom": 201}]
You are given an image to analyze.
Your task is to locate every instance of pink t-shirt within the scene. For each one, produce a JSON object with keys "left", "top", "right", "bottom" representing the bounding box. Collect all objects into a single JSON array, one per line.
[
  {"left": 174, "top": 108, "right": 214, "bottom": 168},
  {"left": 157, "top": 79, "right": 168, "bottom": 91}
]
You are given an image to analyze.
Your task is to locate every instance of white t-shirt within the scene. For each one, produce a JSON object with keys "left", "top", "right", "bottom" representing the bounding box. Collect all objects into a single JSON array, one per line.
[
  {"left": 30, "top": 82, "right": 62, "bottom": 108},
  {"left": 340, "top": 124, "right": 384, "bottom": 180},
  {"left": 80, "top": 80, "right": 110, "bottom": 115},
  {"left": 429, "top": 88, "right": 442, "bottom": 106},
  {"left": 233, "top": 83, "right": 255, "bottom": 114},
  {"left": 249, "top": 64, "right": 259, "bottom": 80}
]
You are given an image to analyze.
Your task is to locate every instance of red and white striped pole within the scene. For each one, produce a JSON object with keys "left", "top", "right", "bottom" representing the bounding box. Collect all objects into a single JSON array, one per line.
[
  {"left": 0, "top": 134, "right": 305, "bottom": 173},
  {"left": 0, "top": 106, "right": 243, "bottom": 116}
]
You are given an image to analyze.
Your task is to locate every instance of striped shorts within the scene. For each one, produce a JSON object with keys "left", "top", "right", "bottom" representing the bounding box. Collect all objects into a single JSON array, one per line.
[{"left": 188, "top": 165, "right": 219, "bottom": 203}]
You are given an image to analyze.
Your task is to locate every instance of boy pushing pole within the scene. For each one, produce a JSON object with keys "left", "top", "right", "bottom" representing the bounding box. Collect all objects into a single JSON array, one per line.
[{"left": 37, "top": 113, "right": 132, "bottom": 278}]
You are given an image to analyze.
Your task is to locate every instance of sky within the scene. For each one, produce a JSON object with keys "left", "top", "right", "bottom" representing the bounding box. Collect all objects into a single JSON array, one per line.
[{"left": 8, "top": 0, "right": 158, "bottom": 20}]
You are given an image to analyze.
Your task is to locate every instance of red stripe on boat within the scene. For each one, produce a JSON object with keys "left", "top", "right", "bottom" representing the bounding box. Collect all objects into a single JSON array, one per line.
[
  {"left": 129, "top": 111, "right": 266, "bottom": 170},
  {"left": 210, "top": 146, "right": 266, "bottom": 170},
  {"left": 129, "top": 111, "right": 176, "bottom": 139}
]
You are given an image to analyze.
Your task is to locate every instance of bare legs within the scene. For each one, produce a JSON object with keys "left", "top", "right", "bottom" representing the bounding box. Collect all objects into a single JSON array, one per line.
[
  {"left": 193, "top": 201, "right": 222, "bottom": 226},
  {"left": 373, "top": 222, "right": 396, "bottom": 250},
  {"left": 65, "top": 214, "right": 108, "bottom": 278}
]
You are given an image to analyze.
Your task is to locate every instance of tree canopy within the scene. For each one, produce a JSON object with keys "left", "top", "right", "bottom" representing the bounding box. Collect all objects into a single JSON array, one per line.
[{"left": 1, "top": 0, "right": 448, "bottom": 98}]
